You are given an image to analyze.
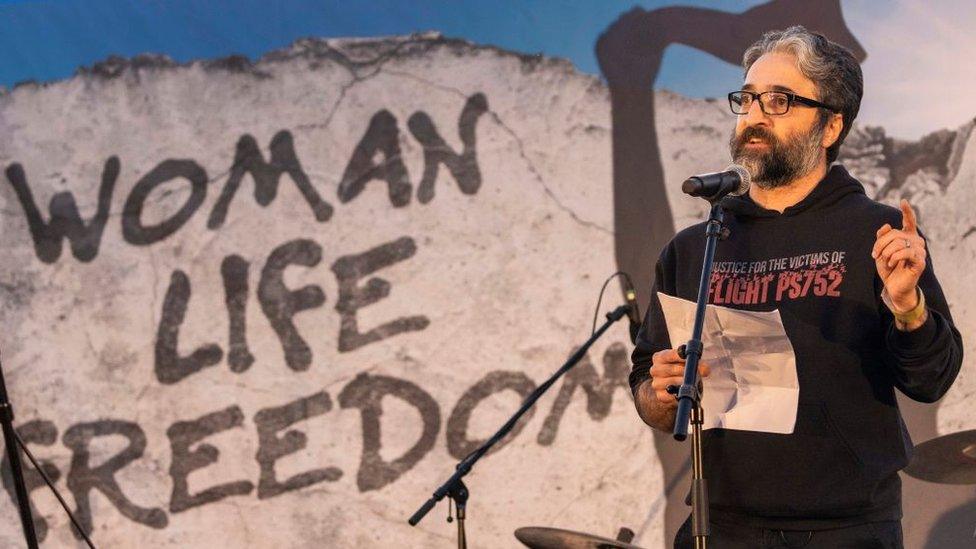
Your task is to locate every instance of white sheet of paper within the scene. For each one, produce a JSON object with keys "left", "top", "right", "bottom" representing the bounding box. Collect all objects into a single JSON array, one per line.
[{"left": 658, "top": 293, "right": 799, "bottom": 434}]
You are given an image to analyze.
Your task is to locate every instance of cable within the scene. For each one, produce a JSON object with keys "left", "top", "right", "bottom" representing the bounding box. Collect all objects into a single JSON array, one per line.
[{"left": 591, "top": 271, "right": 635, "bottom": 336}]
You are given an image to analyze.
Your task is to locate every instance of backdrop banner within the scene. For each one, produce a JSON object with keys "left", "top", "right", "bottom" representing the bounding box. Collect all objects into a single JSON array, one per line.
[{"left": 1, "top": 6, "right": 975, "bottom": 549}]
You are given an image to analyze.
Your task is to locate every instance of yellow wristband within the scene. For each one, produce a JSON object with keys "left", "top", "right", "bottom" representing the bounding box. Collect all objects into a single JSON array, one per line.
[{"left": 882, "top": 287, "right": 926, "bottom": 324}]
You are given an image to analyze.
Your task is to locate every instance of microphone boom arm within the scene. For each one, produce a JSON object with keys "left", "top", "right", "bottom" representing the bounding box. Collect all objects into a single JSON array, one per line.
[{"left": 408, "top": 304, "right": 632, "bottom": 548}]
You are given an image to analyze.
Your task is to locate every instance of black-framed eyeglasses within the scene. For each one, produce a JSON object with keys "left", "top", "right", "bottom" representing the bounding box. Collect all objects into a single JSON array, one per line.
[{"left": 728, "top": 90, "right": 839, "bottom": 116}]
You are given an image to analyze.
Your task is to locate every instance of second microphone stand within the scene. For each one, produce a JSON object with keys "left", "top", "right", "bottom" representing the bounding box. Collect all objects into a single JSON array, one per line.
[
  {"left": 408, "top": 304, "right": 632, "bottom": 548},
  {"left": 673, "top": 201, "right": 728, "bottom": 549},
  {"left": 0, "top": 351, "right": 96, "bottom": 549}
]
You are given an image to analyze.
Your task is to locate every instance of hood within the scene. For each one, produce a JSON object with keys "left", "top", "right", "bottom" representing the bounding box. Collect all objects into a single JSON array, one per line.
[{"left": 721, "top": 164, "right": 866, "bottom": 219}]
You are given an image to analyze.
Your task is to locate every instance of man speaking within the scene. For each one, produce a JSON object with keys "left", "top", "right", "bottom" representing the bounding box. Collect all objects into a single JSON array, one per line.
[{"left": 630, "top": 26, "right": 963, "bottom": 548}]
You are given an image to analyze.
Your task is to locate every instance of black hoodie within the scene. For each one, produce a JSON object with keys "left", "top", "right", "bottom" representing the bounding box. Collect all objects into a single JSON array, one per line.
[{"left": 630, "top": 165, "right": 964, "bottom": 529}]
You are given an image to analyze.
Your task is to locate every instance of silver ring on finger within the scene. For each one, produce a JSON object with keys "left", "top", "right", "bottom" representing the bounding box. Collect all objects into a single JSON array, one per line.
[{"left": 905, "top": 238, "right": 911, "bottom": 249}]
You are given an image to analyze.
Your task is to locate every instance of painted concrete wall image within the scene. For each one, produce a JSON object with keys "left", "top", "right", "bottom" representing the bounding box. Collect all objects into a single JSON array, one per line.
[{"left": 0, "top": 32, "right": 972, "bottom": 548}]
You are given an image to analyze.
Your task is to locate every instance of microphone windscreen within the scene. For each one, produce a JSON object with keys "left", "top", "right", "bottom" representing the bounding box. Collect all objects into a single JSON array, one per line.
[{"left": 725, "top": 164, "right": 751, "bottom": 196}]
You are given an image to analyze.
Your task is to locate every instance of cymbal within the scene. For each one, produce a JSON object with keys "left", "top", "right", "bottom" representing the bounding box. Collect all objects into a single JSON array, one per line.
[
  {"left": 515, "top": 526, "right": 646, "bottom": 549},
  {"left": 904, "top": 429, "right": 976, "bottom": 484}
]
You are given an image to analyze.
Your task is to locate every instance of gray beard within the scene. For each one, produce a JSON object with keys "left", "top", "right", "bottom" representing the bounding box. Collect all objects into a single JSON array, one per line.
[{"left": 731, "top": 126, "right": 824, "bottom": 190}]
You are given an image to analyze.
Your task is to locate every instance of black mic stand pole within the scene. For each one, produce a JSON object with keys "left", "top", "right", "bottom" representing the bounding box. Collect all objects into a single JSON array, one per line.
[
  {"left": 408, "top": 304, "right": 632, "bottom": 548},
  {"left": 673, "top": 201, "right": 728, "bottom": 549},
  {"left": 0, "top": 351, "right": 96, "bottom": 549},
  {"left": 0, "top": 353, "right": 39, "bottom": 549}
]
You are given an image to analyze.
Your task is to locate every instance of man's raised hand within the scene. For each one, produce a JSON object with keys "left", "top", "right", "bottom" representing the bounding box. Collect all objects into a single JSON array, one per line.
[{"left": 872, "top": 199, "right": 927, "bottom": 312}]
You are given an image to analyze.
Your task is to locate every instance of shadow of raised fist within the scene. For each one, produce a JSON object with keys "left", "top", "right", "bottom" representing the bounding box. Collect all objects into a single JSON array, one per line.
[
  {"left": 596, "top": 1, "right": 865, "bottom": 91},
  {"left": 596, "top": 7, "right": 669, "bottom": 89}
]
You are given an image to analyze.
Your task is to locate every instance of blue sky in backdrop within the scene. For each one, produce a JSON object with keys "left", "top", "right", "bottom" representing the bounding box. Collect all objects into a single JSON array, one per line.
[{"left": 1, "top": 0, "right": 973, "bottom": 139}]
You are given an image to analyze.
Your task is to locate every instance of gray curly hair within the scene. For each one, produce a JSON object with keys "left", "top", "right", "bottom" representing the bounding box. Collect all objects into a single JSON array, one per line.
[{"left": 743, "top": 25, "right": 863, "bottom": 164}]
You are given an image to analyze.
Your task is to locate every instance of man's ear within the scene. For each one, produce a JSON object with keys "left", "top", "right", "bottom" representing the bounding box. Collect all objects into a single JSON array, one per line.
[{"left": 822, "top": 112, "right": 844, "bottom": 149}]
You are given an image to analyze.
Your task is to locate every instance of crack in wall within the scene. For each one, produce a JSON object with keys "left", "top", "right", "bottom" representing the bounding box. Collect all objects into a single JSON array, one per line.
[
  {"left": 293, "top": 37, "right": 425, "bottom": 134},
  {"left": 544, "top": 435, "right": 643, "bottom": 525},
  {"left": 382, "top": 67, "right": 613, "bottom": 235},
  {"left": 188, "top": 214, "right": 246, "bottom": 266},
  {"left": 148, "top": 246, "right": 160, "bottom": 341},
  {"left": 82, "top": 329, "right": 100, "bottom": 387}
]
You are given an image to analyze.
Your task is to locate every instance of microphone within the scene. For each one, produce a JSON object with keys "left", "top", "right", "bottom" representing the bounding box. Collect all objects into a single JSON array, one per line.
[
  {"left": 682, "top": 164, "right": 751, "bottom": 201},
  {"left": 623, "top": 280, "right": 642, "bottom": 345}
]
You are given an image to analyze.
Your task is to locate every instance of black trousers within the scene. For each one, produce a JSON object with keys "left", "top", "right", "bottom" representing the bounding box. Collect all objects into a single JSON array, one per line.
[{"left": 674, "top": 515, "right": 904, "bottom": 549}]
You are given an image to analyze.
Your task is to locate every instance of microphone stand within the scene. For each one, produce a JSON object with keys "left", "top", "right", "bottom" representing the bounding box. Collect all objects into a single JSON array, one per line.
[
  {"left": 0, "top": 352, "right": 96, "bottom": 549},
  {"left": 408, "top": 304, "right": 632, "bottom": 548},
  {"left": 0, "top": 353, "right": 37, "bottom": 548},
  {"left": 673, "top": 201, "right": 728, "bottom": 549}
]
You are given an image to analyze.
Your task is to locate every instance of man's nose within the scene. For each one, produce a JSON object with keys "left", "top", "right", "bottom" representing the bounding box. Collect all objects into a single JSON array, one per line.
[{"left": 744, "top": 99, "right": 769, "bottom": 125}]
